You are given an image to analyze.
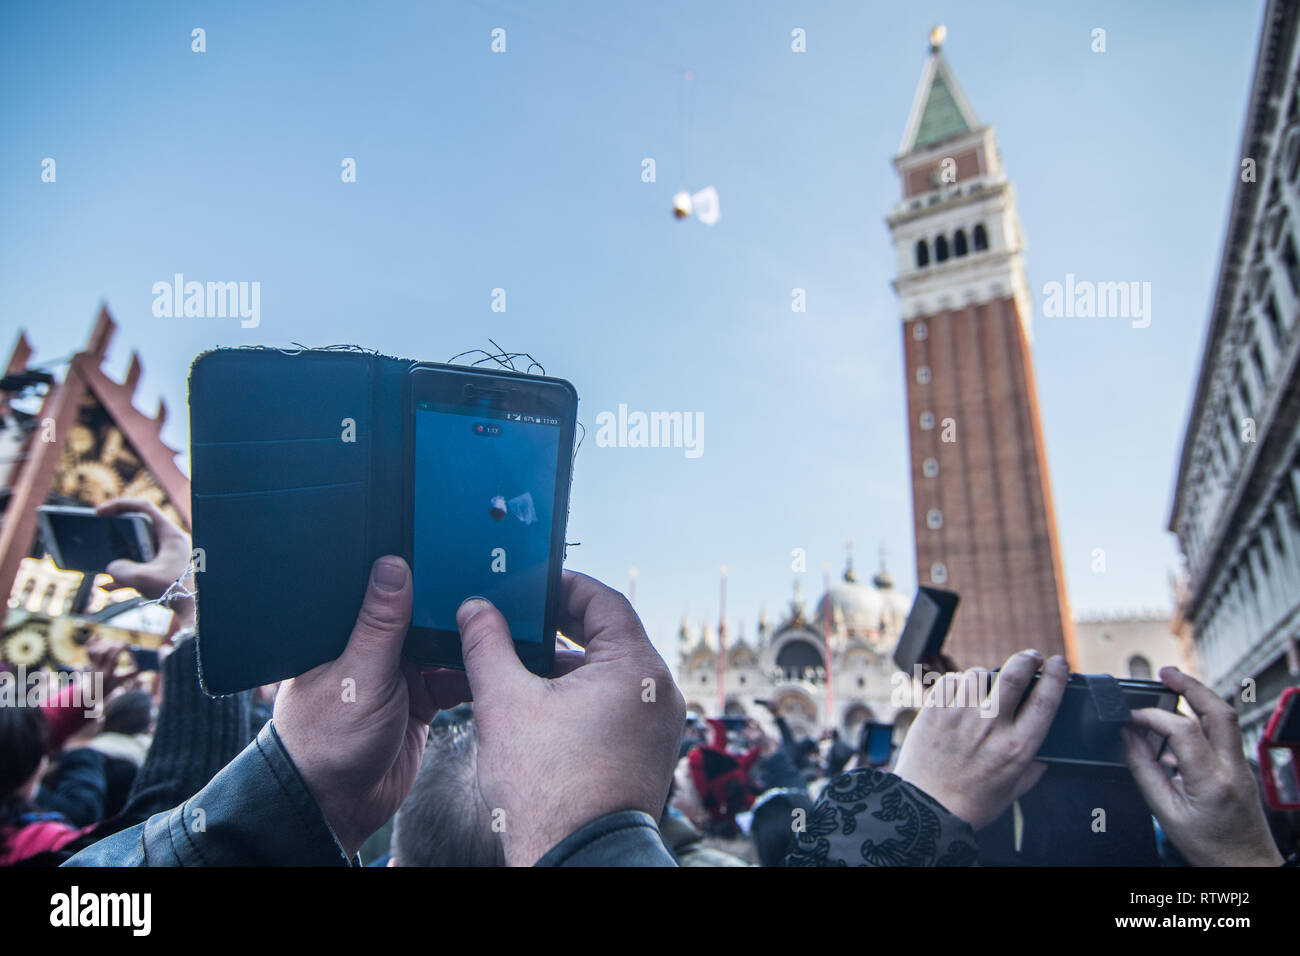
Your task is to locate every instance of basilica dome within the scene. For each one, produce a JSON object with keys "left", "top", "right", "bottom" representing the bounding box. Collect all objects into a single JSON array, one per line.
[{"left": 815, "top": 553, "right": 911, "bottom": 640}]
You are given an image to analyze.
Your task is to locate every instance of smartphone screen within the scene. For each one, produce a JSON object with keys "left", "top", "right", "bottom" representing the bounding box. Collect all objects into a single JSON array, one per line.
[
  {"left": 412, "top": 402, "right": 561, "bottom": 641},
  {"left": 404, "top": 366, "right": 576, "bottom": 675},
  {"left": 862, "top": 721, "right": 895, "bottom": 766}
]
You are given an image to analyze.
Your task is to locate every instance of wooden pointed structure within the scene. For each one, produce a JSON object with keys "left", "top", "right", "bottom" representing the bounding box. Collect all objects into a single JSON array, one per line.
[{"left": 0, "top": 306, "right": 189, "bottom": 637}]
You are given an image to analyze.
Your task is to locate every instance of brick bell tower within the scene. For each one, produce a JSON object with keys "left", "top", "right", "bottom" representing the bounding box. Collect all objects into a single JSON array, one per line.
[{"left": 885, "top": 26, "right": 1074, "bottom": 668}]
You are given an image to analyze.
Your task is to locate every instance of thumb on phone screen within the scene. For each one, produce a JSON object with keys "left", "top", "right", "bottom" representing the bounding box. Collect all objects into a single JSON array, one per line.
[{"left": 456, "top": 598, "right": 530, "bottom": 700}]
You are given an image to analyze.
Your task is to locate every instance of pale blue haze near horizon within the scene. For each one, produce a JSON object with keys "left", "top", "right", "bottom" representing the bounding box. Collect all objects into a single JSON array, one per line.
[{"left": 0, "top": 1, "right": 1265, "bottom": 665}]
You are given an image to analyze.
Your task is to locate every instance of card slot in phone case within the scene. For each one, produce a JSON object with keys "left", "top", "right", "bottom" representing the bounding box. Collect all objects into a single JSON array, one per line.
[
  {"left": 192, "top": 436, "right": 369, "bottom": 495},
  {"left": 193, "top": 480, "right": 366, "bottom": 501},
  {"left": 194, "top": 482, "right": 367, "bottom": 694}
]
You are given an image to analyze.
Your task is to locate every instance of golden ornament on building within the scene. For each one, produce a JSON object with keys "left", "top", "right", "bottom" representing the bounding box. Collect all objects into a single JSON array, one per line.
[
  {"left": 121, "top": 472, "right": 165, "bottom": 506},
  {"left": 47, "top": 619, "right": 81, "bottom": 666},
  {"left": 68, "top": 461, "right": 123, "bottom": 503},
  {"left": 102, "top": 429, "right": 140, "bottom": 469},
  {"left": 68, "top": 424, "right": 96, "bottom": 457},
  {"left": 4, "top": 628, "right": 48, "bottom": 667}
]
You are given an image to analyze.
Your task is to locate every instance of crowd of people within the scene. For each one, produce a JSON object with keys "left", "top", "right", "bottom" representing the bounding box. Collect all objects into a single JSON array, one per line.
[{"left": 1, "top": 498, "right": 1296, "bottom": 867}]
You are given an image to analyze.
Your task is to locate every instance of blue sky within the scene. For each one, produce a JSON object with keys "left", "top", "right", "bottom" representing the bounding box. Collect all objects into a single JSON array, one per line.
[{"left": 0, "top": 1, "right": 1264, "bottom": 663}]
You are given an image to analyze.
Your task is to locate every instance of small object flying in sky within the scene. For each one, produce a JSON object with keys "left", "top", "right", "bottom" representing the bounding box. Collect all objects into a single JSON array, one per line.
[{"left": 671, "top": 186, "right": 720, "bottom": 226}]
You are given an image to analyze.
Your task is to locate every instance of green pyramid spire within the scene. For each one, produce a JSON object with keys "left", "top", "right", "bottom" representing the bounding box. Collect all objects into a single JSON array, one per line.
[{"left": 913, "top": 71, "right": 971, "bottom": 149}]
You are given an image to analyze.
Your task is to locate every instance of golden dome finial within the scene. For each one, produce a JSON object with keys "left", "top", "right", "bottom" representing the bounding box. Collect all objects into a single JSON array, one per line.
[
  {"left": 929, "top": 24, "right": 947, "bottom": 51},
  {"left": 844, "top": 538, "right": 858, "bottom": 583}
]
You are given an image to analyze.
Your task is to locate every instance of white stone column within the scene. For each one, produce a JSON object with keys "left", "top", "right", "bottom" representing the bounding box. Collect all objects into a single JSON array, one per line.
[
  {"left": 1249, "top": 306, "right": 1280, "bottom": 377},
  {"left": 1269, "top": 241, "right": 1300, "bottom": 329},
  {"left": 1271, "top": 500, "right": 1300, "bottom": 594},
  {"left": 1199, "top": 609, "right": 1215, "bottom": 677},
  {"left": 1213, "top": 603, "right": 1230, "bottom": 679},
  {"left": 1221, "top": 417, "right": 1241, "bottom": 468},
  {"left": 1244, "top": 321, "right": 1271, "bottom": 400},
  {"left": 1218, "top": 580, "right": 1238, "bottom": 683},
  {"left": 1228, "top": 379, "right": 1251, "bottom": 424},
  {"left": 1247, "top": 560, "right": 1269, "bottom": 638},
  {"left": 1233, "top": 570, "right": 1258, "bottom": 655},
  {"left": 1261, "top": 520, "right": 1293, "bottom": 619}
]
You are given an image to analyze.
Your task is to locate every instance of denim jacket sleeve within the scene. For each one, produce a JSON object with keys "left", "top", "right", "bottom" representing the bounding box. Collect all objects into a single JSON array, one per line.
[
  {"left": 62, "top": 721, "right": 353, "bottom": 867},
  {"left": 785, "top": 769, "right": 979, "bottom": 866}
]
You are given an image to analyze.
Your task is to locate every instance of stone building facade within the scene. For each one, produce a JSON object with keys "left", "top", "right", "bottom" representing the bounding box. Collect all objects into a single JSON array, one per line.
[
  {"left": 678, "top": 556, "right": 912, "bottom": 740},
  {"left": 1169, "top": 0, "right": 1300, "bottom": 748}
]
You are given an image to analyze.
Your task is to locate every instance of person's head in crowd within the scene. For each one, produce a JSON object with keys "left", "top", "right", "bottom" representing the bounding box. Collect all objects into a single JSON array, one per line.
[
  {"left": 681, "top": 715, "right": 708, "bottom": 755},
  {"left": 102, "top": 690, "right": 153, "bottom": 738},
  {"left": 388, "top": 706, "right": 503, "bottom": 866},
  {"left": 671, "top": 755, "right": 710, "bottom": 829},
  {"left": 685, "top": 719, "right": 762, "bottom": 834},
  {"left": 796, "top": 737, "right": 819, "bottom": 768},
  {"left": 0, "top": 706, "right": 49, "bottom": 839},
  {"left": 750, "top": 788, "right": 813, "bottom": 867},
  {"left": 825, "top": 732, "right": 855, "bottom": 777},
  {"left": 743, "top": 709, "right": 779, "bottom": 751}
]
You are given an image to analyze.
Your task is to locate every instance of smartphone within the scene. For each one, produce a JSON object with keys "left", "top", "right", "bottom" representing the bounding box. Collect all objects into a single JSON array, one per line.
[
  {"left": 1021, "top": 673, "right": 1179, "bottom": 767},
  {"left": 402, "top": 365, "right": 578, "bottom": 676},
  {"left": 893, "top": 586, "right": 960, "bottom": 673},
  {"left": 858, "top": 721, "right": 895, "bottom": 766},
  {"left": 37, "top": 506, "right": 154, "bottom": 574},
  {"left": 128, "top": 646, "right": 161, "bottom": 672}
]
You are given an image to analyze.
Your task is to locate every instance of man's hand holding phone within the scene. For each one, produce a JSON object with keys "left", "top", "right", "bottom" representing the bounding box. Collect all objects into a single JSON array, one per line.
[
  {"left": 273, "top": 557, "right": 468, "bottom": 859},
  {"left": 457, "top": 570, "right": 686, "bottom": 866},
  {"left": 273, "top": 559, "right": 684, "bottom": 865}
]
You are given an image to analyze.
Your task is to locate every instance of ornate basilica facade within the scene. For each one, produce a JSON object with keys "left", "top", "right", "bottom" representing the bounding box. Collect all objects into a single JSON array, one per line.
[{"left": 677, "top": 554, "right": 912, "bottom": 739}]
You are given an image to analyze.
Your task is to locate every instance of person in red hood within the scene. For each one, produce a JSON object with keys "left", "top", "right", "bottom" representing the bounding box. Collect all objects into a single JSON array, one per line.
[{"left": 687, "top": 717, "right": 761, "bottom": 833}]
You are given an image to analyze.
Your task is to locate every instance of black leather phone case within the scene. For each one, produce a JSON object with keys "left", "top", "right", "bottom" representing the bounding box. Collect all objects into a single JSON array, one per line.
[{"left": 189, "top": 347, "right": 418, "bottom": 695}]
